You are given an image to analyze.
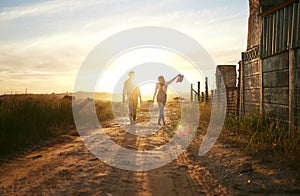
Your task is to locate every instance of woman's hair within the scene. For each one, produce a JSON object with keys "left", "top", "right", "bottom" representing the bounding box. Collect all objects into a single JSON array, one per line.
[{"left": 158, "top": 76, "right": 165, "bottom": 85}]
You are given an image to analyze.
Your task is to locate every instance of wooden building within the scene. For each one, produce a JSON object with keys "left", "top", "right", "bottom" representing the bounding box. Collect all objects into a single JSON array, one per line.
[{"left": 240, "top": 0, "right": 300, "bottom": 126}]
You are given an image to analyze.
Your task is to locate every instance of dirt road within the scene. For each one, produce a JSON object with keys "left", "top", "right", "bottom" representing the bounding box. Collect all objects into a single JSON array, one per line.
[{"left": 0, "top": 103, "right": 299, "bottom": 195}]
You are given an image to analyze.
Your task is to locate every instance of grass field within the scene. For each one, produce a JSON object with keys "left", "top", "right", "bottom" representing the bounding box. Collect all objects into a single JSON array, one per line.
[
  {"left": 0, "top": 94, "right": 113, "bottom": 156},
  {"left": 196, "top": 102, "right": 300, "bottom": 168},
  {"left": 222, "top": 113, "right": 300, "bottom": 168},
  {"left": 1, "top": 95, "right": 299, "bottom": 169}
]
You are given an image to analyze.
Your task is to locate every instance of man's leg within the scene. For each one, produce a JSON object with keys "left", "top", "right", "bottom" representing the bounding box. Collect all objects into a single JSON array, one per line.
[
  {"left": 132, "top": 97, "right": 138, "bottom": 121},
  {"left": 128, "top": 99, "right": 134, "bottom": 124}
]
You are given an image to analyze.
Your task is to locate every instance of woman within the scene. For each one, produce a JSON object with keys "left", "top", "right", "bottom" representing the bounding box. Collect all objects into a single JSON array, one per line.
[{"left": 153, "top": 74, "right": 183, "bottom": 125}]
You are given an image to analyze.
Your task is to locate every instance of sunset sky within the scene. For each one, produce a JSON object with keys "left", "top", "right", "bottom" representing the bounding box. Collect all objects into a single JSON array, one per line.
[{"left": 0, "top": 0, "right": 248, "bottom": 95}]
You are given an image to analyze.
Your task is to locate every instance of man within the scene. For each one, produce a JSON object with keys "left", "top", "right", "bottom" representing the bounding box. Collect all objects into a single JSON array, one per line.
[{"left": 122, "top": 71, "right": 142, "bottom": 124}]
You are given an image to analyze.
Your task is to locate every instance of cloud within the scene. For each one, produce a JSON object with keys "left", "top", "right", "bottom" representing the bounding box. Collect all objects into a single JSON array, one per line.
[{"left": 0, "top": 0, "right": 248, "bottom": 93}]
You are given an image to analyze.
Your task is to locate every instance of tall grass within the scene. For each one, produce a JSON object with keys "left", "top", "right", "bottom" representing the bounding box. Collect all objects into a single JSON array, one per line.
[
  {"left": 224, "top": 113, "right": 300, "bottom": 167},
  {"left": 0, "top": 95, "right": 74, "bottom": 155},
  {"left": 0, "top": 95, "right": 114, "bottom": 156}
]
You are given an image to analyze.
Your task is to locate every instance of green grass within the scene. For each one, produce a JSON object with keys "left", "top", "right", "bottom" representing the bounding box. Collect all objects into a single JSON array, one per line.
[{"left": 0, "top": 94, "right": 114, "bottom": 156}]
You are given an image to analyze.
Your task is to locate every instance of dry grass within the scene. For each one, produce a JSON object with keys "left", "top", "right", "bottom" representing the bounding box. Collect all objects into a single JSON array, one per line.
[
  {"left": 2, "top": 94, "right": 299, "bottom": 169},
  {"left": 223, "top": 113, "right": 300, "bottom": 168},
  {"left": 0, "top": 94, "right": 114, "bottom": 156}
]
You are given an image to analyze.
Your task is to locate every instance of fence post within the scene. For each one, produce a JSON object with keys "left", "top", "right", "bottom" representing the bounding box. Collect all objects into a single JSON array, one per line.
[
  {"left": 289, "top": 48, "right": 295, "bottom": 131},
  {"left": 205, "top": 77, "right": 208, "bottom": 102},
  {"left": 239, "top": 54, "right": 245, "bottom": 121},
  {"left": 190, "top": 84, "right": 193, "bottom": 103},
  {"left": 197, "top": 81, "right": 200, "bottom": 102}
]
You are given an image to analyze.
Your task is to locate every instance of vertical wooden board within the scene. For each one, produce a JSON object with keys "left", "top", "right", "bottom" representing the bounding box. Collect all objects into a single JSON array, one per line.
[
  {"left": 265, "top": 16, "right": 269, "bottom": 57},
  {"left": 286, "top": 6, "right": 292, "bottom": 50},
  {"left": 263, "top": 87, "right": 289, "bottom": 105},
  {"left": 283, "top": 7, "right": 288, "bottom": 51},
  {"left": 244, "top": 75, "right": 261, "bottom": 89},
  {"left": 298, "top": 2, "right": 300, "bottom": 47},
  {"left": 278, "top": 8, "right": 283, "bottom": 53},
  {"left": 275, "top": 11, "right": 279, "bottom": 54},
  {"left": 262, "top": 52, "right": 289, "bottom": 72},
  {"left": 272, "top": 12, "right": 277, "bottom": 54},
  {"left": 293, "top": 2, "right": 299, "bottom": 48},
  {"left": 268, "top": 15, "right": 273, "bottom": 56},
  {"left": 264, "top": 103, "right": 289, "bottom": 122}
]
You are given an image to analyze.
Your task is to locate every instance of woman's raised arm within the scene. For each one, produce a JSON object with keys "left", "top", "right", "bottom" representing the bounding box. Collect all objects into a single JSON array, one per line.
[{"left": 165, "top": 74, "right": 180, "bottom": 86}]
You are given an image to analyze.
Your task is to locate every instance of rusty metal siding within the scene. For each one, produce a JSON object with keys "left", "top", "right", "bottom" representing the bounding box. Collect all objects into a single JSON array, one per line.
[
  {"left": 293, "top": 1, "right": 300, "bottom": 47},
  {"left": 261, "top": 2, "right": 300, "bottom": 58}
]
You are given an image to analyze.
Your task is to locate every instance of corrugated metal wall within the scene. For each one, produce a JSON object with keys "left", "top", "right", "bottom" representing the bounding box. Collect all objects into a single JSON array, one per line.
[{"left": 261, "top": 1, "right": 300, "bottom": 58}]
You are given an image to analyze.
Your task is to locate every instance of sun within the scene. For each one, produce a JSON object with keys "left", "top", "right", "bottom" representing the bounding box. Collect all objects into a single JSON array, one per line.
[{"left": 139, "top": 83, "right": 156, "bottom": 100}]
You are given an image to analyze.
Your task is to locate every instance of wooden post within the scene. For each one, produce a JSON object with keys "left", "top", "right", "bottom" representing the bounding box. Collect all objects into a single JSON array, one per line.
[
  {"left": 239, "top": 54, "right": 245, "bottom": 121},
  {"left": 259, "top": 58, "right": 263, "bottom": 115},
  {"left": 205, "top": 77, "right": 208, "bottom": 102},
  {"left": 191, "top": 84, "right": 193, "bottom": 103},
  {"left": 289, "top": 4, "right": 296, "bottom": 131},
  {"left": 289, "top": 48, "right": 295, "bottom": 131},
  {"left": 197, "top": 81, "right": 200, "bottom": 102},
  {"left": 237, "top": 61, "right": 241, "bottom": 118}
]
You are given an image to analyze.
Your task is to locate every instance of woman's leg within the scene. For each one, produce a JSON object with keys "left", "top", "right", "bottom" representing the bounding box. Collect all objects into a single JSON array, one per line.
[
  {"left": 161, "top": 104, "right": 165, "bottom": 125},
  {"left": 158, "top": 102, "right": 165, "bottom": 125}
]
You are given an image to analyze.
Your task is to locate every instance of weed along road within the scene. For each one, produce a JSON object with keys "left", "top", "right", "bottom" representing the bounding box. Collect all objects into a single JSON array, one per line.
[{"left": 0, "top": 103, "right": 299, "bottom": 195}]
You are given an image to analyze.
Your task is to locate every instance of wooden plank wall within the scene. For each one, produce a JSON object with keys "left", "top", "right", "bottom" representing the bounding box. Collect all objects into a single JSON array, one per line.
[
  {"left": 242, "top": 59, "right": 261, "bottom": 113},
  {"left": 240, "top": 0, "right": 300, "bottom": 127},
  {"left": 262, "top": 52, "right": 290, "bottom": 123}
]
